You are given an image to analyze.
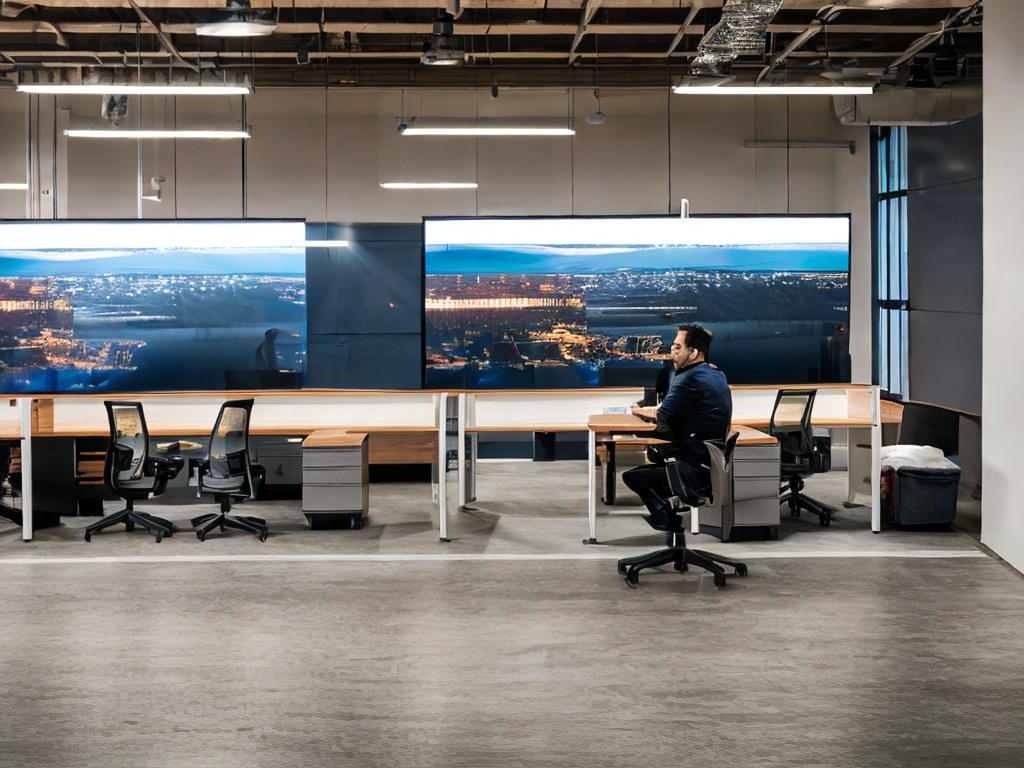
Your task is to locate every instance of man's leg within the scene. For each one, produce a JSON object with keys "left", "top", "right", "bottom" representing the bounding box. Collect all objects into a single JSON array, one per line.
[{"left": 622, "top": 463, "right": 676, "bottom": 530}]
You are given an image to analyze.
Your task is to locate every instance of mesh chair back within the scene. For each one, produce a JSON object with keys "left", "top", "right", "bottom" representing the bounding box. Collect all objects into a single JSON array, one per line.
[
  {"left": 769, "top": 389, "right": 816, "bottom": 466},
  {"left": 105, "top": 401, "right": 149, "bottom": 484},
  {"left": 205, "top": 399, "right": 255, "bottom": 497}
]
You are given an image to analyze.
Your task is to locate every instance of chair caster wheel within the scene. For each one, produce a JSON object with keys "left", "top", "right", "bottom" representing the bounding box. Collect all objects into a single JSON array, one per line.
[
  {"left": 714, "top": 573, "right": 727, "bottom": 588},
  {"left": 736, "top": 564, "right": 748, "bottom": 577},
  {"left": 196, "top": 531, "right": 206, "bottom": 542},
  {"left": 84, "top": 533, "right": 91, "bottom": 542},
  {"left": 258, "top": 532, "right": 268, "bottom": 542},
  {"left": 617, "top": 562, "right": 627, "bottom": 575},
  {"left": 624, "top": 569, "right": 640, "bottom": 588},
  {"left": 155, "top": 533, "right": 163, "bottom": 543}
]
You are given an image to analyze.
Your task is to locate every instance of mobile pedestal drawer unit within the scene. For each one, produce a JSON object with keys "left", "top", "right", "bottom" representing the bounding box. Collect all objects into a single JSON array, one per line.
[
  {"left": 301, "top": 430, "right": 369, "bottom": 530},
  {"left": 728, "top": 440, "right": 782, "bottom": 541}
]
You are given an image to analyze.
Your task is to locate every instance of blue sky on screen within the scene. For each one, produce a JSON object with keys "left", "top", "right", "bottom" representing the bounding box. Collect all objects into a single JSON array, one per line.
[
  {"left": 0, "top": 220, "right": 306, "bottom": 276},
  {"left": 424, "top": 216, "right": 850, "bottom": 274}
]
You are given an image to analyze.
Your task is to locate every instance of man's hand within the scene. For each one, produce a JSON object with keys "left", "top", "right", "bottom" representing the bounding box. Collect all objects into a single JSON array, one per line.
[{"left": 631, "top": 404, "right": 658, "bottom": 422}]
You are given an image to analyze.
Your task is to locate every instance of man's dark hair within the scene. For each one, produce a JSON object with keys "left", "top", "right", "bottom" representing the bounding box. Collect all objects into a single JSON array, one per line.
[{"left": 678, "top": 323, "right": 713, "bottom": 357}]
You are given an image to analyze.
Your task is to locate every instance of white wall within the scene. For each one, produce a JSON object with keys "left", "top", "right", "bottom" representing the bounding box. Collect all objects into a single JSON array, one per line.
[
  {"left": 0, "top": 92, "right": 28, "bottom": 219},
  {"left": 0, "top": 85, "right": 871, "bottom": 382},
  {"left": 982, "top": 0, "right": 1024, "bottom": 573}
]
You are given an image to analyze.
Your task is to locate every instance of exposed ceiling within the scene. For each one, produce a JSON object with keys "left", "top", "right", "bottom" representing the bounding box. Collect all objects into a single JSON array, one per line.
[{"left": 0, "top": 0, "right": 983, "bottom": 92}]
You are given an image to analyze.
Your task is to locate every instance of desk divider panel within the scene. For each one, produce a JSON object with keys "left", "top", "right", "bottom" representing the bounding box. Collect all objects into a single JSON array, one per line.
[
  {"left": 34, "top": 391, "right": 443, "bottom": 435},
  {"left": 468, "top": 389, "right": 645, "bottom": 430},
  {"left": 730, "top": 384, "right": 878, "bottom": 427},
  {"left": 0, "top": 398, "right": 22, "bottom": 437}
]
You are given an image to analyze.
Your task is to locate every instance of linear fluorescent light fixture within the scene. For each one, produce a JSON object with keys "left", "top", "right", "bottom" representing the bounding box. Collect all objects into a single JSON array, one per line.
[
  {"left": 672, "top": 83, "right": 875, "bottom": 95},
  {"left": 19, "top": 83, "right": 251, "bottom": 96},
  {"left": 379, "top": 182, "right": 478, "bottom": 190},
  {"left": 0, "top": 183, "right": 28, "bottom": 190},
  {"left": 397, "top": 117, "right": 574, "bottom": 136},
  {"left": 64, "top": 128, "right": 251, "bottom": 139},
  {"left": 17, "top": 71, "right": 252, "bottom": 96}
]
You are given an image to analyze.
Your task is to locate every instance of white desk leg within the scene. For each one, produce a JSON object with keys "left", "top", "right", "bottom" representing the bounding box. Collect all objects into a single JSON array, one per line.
[
  {"left": 587, "top": 429, "right": 598, "bottom": 544},
  {"left": 437, "top": 393, "right": 449, "bottom": 542},
  {"left": 871, "top": 388, "right": 882, "bottom": 533},
  {"left": 19, "top": 398, "right": 33, "bottom": 542},
  {"left": 457, "top": 393, "right": 466, "bottom": 510}
]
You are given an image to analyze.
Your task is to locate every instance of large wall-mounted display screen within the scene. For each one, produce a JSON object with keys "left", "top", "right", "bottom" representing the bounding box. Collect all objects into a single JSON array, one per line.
[
  {"left": 424, "top": 215, "right": 850, "bottom": 389},
  {"left": 0, "top": 220, "right": 306, "bottom": 393}
]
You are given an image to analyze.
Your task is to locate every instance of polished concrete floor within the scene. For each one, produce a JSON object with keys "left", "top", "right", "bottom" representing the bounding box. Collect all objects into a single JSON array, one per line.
[{"left": 0, "top": 462, "right": 1021, "bottom": 768}]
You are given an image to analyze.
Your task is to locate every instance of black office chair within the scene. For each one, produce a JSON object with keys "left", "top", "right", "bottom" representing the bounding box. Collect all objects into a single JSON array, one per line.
[
  {"left": 191, "top": 398, "right": 268, "bottom": 542},
  {"left": 769, "top": 389, "right": 832, "bottom": 527},
  {"left": 85, "top": 401, "right": 184, "bottom": 543},
  {"left": 617, "top": 433, "right": 748, "bottom": 589}
]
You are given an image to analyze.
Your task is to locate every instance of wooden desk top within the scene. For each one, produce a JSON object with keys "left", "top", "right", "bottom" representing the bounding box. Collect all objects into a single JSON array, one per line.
[
  {"left": 303, "top": 429, "right": 368, "bottom": 449},
  {"left": 588, "top": 414, "right": 776, "bottom": 445},
  {"left": 31, "top": 423, "right": 440, "bottom": 439}
]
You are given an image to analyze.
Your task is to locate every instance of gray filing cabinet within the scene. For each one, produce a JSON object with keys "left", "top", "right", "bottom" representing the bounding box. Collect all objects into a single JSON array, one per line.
[
  {"left": 730, "top": 441, "right": 781, "bottom": 540},
  {"left": 256, "top": 439, "right": 303, "bottom": 486},
  {"left": 301, "top": 431, "right": 369, "bottom": 529}
]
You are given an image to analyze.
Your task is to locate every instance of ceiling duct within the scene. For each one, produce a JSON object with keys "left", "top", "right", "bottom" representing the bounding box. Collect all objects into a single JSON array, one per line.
[
  {"left": 16, "top": 68, "right": 252, "bottom": 94},
  {"left": 833, "top": 81, "right": 982, "bottom": 126},
  {"left": 421, "top": 15, "right": 464, "bottom": 67},
  {"left": 689, "top": 0, "right": 784, "bottom": 78}
]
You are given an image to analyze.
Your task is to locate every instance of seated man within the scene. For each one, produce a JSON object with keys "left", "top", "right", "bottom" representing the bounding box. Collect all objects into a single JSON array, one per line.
[{"left": 623, "top": 323, "right": 732, "bottom": 531}]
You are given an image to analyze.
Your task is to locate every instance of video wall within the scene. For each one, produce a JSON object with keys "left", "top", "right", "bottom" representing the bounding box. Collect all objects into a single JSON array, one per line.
[
  {"left": 423, "top": 215, "right": 851, "bottom": 388},
  {"left": 0, "top": 220, "right": 306, "bottom": 393}
]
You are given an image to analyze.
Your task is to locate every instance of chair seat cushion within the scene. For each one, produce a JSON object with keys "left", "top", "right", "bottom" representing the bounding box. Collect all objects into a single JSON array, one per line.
[{"left": 202, "top": 475, "right": 246, "bottom": 493}]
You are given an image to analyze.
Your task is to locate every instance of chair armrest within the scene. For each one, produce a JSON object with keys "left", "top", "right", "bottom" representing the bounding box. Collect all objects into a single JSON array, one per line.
[{"left": 146, "top": 454, "right": 185, "bottom": 481}]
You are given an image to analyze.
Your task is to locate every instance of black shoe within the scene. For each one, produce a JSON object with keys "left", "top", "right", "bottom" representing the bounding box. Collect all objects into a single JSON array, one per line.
[
  {"left": 642, "top": 513, "right": 672, "bottom": 532},
  {"left": 642, "top": 501, "right": 676, "bottom": 532}
]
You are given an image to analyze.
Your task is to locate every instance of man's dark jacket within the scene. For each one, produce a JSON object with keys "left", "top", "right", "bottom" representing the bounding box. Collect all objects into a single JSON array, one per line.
[{"left": 650, "top": 360, "right": 732, "bottom": 498}]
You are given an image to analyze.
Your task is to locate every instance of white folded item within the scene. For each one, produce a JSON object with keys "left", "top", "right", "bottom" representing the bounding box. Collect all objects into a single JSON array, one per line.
[{"left": 880, "top": 444, "right": 960, "bottom": 472}]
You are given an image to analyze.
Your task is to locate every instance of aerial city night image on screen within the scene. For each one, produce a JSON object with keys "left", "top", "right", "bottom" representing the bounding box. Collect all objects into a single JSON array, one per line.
[
  {"left": 0, "top": 220, "right": 306, "bottom": 394},
  {"left": 424, "top": 216, "right": 851, "bottom": 389}
]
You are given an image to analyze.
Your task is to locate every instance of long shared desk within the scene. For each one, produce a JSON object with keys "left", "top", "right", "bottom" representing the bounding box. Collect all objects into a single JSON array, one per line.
[
  {"left": 457, "top": 384, "right": 885, "bottom": 541},
  {"left": 1, "top": 391, "right": 453, "bottom": 542},
  {"left": 1, "top": 384, "right": 885, "bottom": 544}
]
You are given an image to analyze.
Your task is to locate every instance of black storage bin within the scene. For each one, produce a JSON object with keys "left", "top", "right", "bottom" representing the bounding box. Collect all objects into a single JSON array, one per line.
[{"left": 881, "top": 465, "right": 960, "bottom": 526}]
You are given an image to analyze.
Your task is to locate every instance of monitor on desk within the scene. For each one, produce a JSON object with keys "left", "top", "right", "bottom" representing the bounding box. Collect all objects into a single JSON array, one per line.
[{"left": 423, "top": 214, "right": 851, "bottom": 389}]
